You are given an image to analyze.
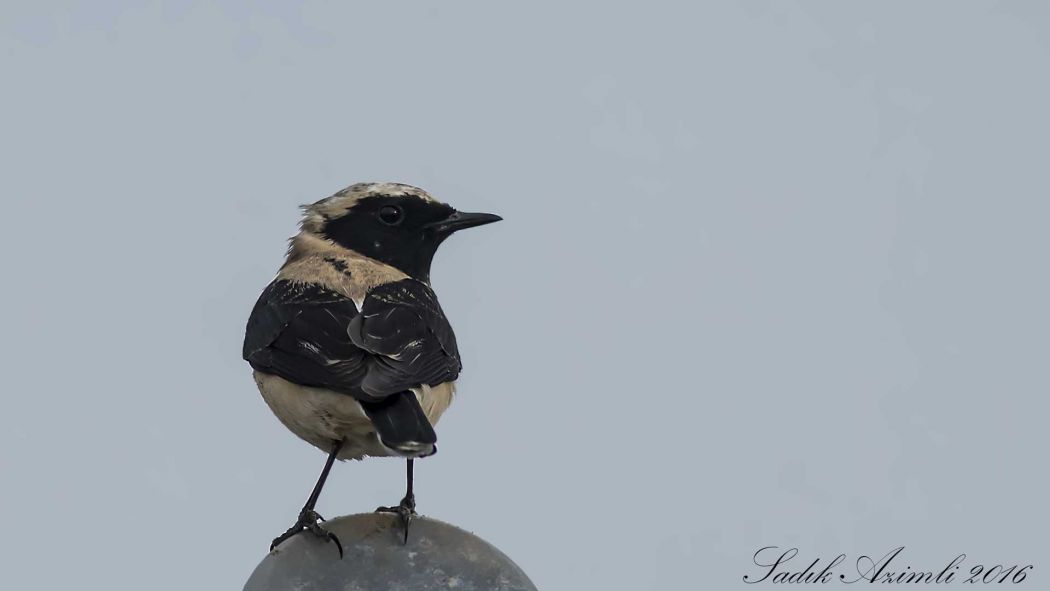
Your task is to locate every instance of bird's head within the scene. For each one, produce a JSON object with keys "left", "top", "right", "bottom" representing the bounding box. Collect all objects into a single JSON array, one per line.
[{"left": 296, "top": 182, "right": 501, "bottom": 283}]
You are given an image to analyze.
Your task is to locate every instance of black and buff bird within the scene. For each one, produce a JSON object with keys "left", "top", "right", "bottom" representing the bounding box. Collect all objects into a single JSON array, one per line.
[{"left": 242, "top": 182, "right": 501, "bottom": 555}]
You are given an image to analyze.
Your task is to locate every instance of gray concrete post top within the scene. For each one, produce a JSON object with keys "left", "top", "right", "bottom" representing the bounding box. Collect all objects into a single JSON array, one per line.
[{"left": 244, "top": 513, "right": 537, "bottom": 591}]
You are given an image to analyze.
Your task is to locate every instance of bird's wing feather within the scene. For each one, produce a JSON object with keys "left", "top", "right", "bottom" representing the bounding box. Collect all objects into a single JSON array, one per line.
[
  {"left": 348, "top": 279, "right": 461, "bottom": 398},
  {"left": 243, "top": 278, "right": 460, "bottom": 402},
  {"left": 243, "top": 279, "right": 372, "bottom": 397}
]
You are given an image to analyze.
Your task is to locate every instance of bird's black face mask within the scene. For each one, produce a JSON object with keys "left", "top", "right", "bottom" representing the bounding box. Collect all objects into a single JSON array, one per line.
[{"left": 322, "top": 195, "right": 501, "bottom": 283}]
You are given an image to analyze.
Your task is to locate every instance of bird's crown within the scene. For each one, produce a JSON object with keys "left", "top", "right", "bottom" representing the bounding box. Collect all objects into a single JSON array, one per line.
[{"left": 300, "top": 182, "right": 438, "bottom": 234}]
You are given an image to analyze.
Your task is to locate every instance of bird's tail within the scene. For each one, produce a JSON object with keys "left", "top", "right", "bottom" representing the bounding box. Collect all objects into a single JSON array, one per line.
[{"left": 361, "top": 391, "right": 437, "bottom": 457}]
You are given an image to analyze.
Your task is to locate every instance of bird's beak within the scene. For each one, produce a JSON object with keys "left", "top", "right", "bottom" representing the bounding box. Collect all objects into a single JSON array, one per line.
[{"left": 427, "top": 210, "right": 503, "bottom": 234}]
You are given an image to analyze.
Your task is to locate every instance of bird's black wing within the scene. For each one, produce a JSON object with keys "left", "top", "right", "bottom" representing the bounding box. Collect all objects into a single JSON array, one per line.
[
  {"left": 348, "top": 279, "right": 462, "bottom": 398},
  {"left": 243, "top": 280, "right": 371, "bottom": 397},
  {"left": 243, "top": 278, "right": 460, "bottom": 401}
]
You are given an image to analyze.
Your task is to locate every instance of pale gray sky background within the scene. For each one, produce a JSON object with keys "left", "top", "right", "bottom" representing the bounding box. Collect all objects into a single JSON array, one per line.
[{"left": 2, "top": 2, "right": 1048, "bottom": 589}]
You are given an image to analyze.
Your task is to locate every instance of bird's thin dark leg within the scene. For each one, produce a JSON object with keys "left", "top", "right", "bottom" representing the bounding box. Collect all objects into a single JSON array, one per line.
[
  {"left": 270, "top": 439, "right": 345, "bottom": 557},
  {"left": 376, "top": 459, "right": 417, "bottom": 544},
  {"left": 404, "top": 458, "right": 416, "bottom": 512}
]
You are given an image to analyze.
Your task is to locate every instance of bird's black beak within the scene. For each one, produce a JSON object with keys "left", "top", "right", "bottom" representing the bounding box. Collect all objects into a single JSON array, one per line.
[{"left": 427, "top": 211, "right": 503, "bottom": 235}]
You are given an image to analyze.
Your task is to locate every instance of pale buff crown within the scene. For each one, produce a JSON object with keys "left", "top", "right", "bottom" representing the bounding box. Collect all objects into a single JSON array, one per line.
[{"left": 298, "top": 182, "right": 439, "bottom": 234}]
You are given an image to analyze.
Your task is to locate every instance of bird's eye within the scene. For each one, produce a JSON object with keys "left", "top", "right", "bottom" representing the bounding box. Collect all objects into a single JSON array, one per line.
[{"left": 378, "top": 205, "right": 404, "bottom": 225}]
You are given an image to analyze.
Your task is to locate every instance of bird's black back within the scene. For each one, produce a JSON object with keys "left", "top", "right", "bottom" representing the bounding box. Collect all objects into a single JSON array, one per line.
[{"left": 243, "top": 278, "right": 462, "bottom": 447}]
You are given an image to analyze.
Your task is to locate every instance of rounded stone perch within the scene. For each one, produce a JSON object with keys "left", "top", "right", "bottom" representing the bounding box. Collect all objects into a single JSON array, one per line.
[{"left": 244, "top": 513, "right": 537, "bottom": 591}]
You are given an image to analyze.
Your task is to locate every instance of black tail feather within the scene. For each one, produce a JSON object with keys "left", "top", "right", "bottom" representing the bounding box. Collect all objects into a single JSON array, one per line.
[{"left": 361, "top": 391, "right": 437, "bottom": 452}]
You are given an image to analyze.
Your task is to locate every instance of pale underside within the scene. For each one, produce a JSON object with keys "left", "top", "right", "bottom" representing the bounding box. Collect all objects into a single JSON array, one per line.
[{"left": 254, "top": 371, "right": 455, "bottom": 460}]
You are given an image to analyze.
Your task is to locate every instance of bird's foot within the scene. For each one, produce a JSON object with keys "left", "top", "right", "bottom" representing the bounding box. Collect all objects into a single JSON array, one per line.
[
  {"left": 375, "top": 493, "right": 416, "bottom": 544},
  {"left": 270, "top": 508, "right": 343, "bottom": 558}
]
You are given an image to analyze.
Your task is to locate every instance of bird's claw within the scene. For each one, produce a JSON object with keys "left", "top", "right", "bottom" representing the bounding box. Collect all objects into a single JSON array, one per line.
[
  {"left": 376, "top": 493, "right": 416, "bottom": 544},
  {"left": 270, "top": 508, "right": 343, "bottom": 558}
]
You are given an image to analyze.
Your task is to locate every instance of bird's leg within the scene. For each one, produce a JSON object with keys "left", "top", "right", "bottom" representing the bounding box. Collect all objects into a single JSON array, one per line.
[
  {"left": 376, "top": 459, "right": 417, "bottom": 544},
  {"left": 270, "top": 439, "right": 345, "bottom": 557}
]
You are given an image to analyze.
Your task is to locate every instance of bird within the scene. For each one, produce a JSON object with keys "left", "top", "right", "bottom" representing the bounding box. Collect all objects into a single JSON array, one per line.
[{"left": 242, "top": 182, "right": 501, "bottom": 555}]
